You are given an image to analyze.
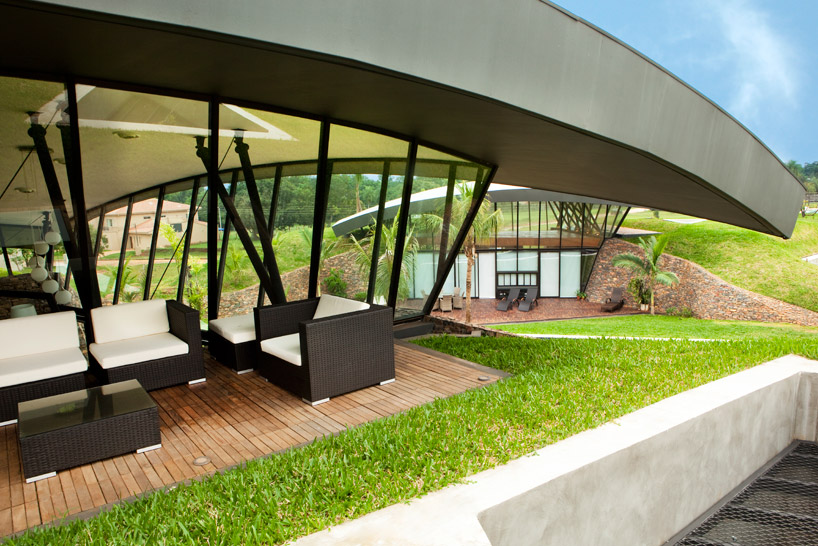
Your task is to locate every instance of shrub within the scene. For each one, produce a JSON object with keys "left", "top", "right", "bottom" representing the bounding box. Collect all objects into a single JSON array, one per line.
[
  {"left": 666, "top": 306, "right": 694, "bottom": 318},
  {"left": 353, "top": 291, "right": 367, "bottom": 302},
  {"left": 323, "top": 268, "right": 347, "bottom": 297}
]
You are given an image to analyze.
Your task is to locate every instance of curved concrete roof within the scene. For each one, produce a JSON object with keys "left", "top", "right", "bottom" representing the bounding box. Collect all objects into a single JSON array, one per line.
[{"left": 0, "top": 0, "right": 804, "bottom": 237}]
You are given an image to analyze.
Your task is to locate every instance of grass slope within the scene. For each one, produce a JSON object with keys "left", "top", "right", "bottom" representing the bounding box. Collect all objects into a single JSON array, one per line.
[
  {"left": 494, "top": 315, "right": 818, "bottom": 340},
  {"left": 9, "top": 334, "right": 818, "bottom": 545},
  {"left": 621, "top": 216, "right": 818, "bottom": 313}
]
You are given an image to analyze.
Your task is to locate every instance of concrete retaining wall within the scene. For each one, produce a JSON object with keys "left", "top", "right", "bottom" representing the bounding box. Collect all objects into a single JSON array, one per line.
[
  {"left": 478, "top": 356, "right": 818, "bottom": 546},
  {"left": 292, "top": 355, "right": 818, "bottom": 546}
]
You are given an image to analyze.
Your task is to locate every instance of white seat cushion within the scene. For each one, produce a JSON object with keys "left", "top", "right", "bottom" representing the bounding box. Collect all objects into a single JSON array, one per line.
[
  {"left": 260, "top": 333, "right": 302, "bottom": 366},
  {"left": 91, "top": 300, "right": 170, "bottom": 344},
  {"left": 0, "top": 311, "right": 80, "bottom": 359},
  {"left": 0, "top": 347, "right": 87, "bottom": 388},
  {"left": 312, "top": 294, "right": 369, "bottom": 320},
  {"left": 209, "top": 313, "right": 255, "bottom": 344},
  {"left": 89, "top": 332, "right": 188, "bottom": 369}
]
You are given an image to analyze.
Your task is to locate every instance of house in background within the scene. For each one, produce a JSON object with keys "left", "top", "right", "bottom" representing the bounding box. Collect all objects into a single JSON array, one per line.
[{"left": 102, "top": 198, "right": 207, "bottom": 255}]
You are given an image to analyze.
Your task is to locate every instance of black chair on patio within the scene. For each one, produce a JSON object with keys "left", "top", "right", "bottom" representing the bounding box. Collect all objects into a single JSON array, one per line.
[
  {"left": 601, "top": 287, "right": 625, "bottom": 312},
  {"left": 254, "top": 295, "right": 395, "bottom": 405},
  {"left": 496, "top": 287, "right": 521, "bottom": 311}
]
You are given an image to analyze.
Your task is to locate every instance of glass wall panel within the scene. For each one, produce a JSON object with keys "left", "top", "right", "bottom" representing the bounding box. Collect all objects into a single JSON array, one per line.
[
  {"left": 148, "top": 188, "right": 200, "bottom": 301},
  {"left": 582, "top": 204, "right": 604, "bottom": 248},
  {"left": 605, "top": 206, "right": 629, "bottom": 237},
  {"left": 580, "top": 250, "right": 598, "bottom": 290},
  {"left": 540, "top": 252, "right": 560, "bottom": 297},
  {"left": 559, "top": 250, "right": 581, "bottom": 298},
  {"left": 75, "top": 85, "right": 209, "bottom": 309},
  {"left": 518, "top": 202, "right": 539, "bottom": 249},
  {"left": 0, "top": 77, "right": 77, "bottom": 308},
  {"left": 539, "top": 202, "right": 562, "bottom": 249},
  {"left": 559, "top": 203, "right": 584, "bottom": 248},
  {"left": 320, "top": 125, "right": 409, "bottom": 302},
  {"left": 395, "top": 148, "right": 491, "bottom": 319},
  {"left": 217, "top": 105, "right": 322, "bottom": 312}
]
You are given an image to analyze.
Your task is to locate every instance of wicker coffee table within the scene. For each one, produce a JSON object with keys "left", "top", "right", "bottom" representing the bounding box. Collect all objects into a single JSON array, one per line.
[{"left": 18, "top": 379, "right": 161, "bottom": 483}]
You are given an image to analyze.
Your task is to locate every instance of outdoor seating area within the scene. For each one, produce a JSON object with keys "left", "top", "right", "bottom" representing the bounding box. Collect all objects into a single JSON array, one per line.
[{"left": 0, "top": 340, "right": 503, "bottom": 536}]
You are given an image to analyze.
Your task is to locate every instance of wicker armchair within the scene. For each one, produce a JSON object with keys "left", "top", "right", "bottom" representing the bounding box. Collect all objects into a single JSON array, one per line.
[
  {"left": 88, "top": 300, "right": 205, "bottom": 391},
  {"left": 254, "top": 296, "right": 395, "bottom": 405}
]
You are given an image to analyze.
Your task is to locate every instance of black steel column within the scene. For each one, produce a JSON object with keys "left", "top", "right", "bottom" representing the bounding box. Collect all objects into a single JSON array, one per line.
[
  {"left": 206, "top": 101, "right": 220, "bottom": 321},
  {"left": 387, "top": 141, "right": 418, "bottom": 310},
  {"left": 143, "top": 186, "right": 165, "bottom": 300},
  {"left": 113, "top": 196, "right": 133, "bottom": 305},
  {"left": 366, "top": 161, "right": 391, "bottom": 303},
  {"left": 177, "top": 178, "right": 200, "bottom": 302},
  {"left": 308, "top": 121, "right": 331, "bottom": 299}
]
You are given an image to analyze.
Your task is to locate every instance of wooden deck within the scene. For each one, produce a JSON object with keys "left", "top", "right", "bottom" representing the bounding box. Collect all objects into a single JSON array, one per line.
[{"left": 0, "top": 341, "right": 503, "bottom": 537}]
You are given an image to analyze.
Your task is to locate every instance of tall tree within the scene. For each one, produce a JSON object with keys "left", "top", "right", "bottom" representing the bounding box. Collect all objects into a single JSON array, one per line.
[{"left": 612, "top": 235, "right": 679, "bottom": 315}]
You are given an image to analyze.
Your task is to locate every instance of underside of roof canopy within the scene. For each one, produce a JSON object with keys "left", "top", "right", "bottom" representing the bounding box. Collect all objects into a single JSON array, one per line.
[{"left": 0, "top": 0, "right": 805, "bottom": 238}]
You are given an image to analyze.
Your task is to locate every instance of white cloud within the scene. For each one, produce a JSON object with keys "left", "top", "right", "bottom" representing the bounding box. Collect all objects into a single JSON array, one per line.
[{"left": 705, "top": 0, "right": 799, "bottom": 122}]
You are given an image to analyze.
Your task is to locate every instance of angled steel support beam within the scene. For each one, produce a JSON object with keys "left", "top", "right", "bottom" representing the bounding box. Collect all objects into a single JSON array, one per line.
[
  {"left": 308, "top": 122, "right": 331, "bottom": 299},
  {"left": 422, "top": 166, "right": 496, "bottom": 316},
  {"left": 112, "top": 196, "right": 133, "bottom": 304},
  {"left": 143, "top": 186, "right": 165, "bottom": 300},
  {"left": 177, "top": 178, "right": 200, "bottom": 302},
  {"left": 195, "top": 135, "right": 278, "bottom": 310},
  {"left": 366, "top": 161, "right": 391, "bottom": 304},
  {"left": 233, "top": 136, "right": 285, "bottom": 303},
  {"left": 92, "top": 208, "right": 105, "bottom": 258},
  {"left": 388, "top": 141, "right": 418, "bottom": 310}
]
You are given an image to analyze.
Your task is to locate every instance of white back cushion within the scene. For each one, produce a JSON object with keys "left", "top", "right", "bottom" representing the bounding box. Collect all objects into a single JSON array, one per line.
[
  {"left": 0, "top": 311, "right": 79, "bottom": 360},
  {"left": 312, "top": 295, "right": 369, "bottom": 320},
  {"left": 91, "top": 300, "right": 169, "bottom": 344}
]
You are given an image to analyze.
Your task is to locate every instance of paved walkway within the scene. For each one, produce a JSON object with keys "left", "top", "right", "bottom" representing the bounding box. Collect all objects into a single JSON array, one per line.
[{"left": 430, "top": 297, "right": 641, "bottom": 326}]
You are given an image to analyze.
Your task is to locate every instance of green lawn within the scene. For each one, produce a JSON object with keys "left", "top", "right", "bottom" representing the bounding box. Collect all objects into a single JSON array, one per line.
[
  {"left": 494, "top": 315, "right": 818, "bottom": 340},
  {"left": 9, "top": 333, "right": 818, "bottom": 545},
  {"left": 621, "top": 216, "right": 818, "bottom": 313}
]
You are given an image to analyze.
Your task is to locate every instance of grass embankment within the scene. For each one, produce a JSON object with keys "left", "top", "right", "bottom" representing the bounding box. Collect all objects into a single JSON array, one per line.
[
  {"left": 10, "top": 334, "right": 818, "bottom": 545},
  {"left": 495, "top": 315, "right": 818, "bottom": 340},
  {"left": 621, "top": 216, "right": 818, "bottom": 313}
]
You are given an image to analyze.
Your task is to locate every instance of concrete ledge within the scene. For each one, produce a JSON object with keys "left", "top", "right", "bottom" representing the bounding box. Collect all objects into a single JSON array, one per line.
[{"left": 292, "top": 355, "right": 817, "bottom": 546}]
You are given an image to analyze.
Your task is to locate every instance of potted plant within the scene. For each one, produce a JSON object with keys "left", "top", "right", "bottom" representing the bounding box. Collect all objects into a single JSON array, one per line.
[{"left": 576, "top": 290, "right": 587, "bottom": 301}]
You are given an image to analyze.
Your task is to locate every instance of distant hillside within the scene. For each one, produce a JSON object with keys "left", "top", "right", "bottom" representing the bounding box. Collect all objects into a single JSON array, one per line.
[{"left": 620, "top": 216, "right": 818, "bottom": 313}]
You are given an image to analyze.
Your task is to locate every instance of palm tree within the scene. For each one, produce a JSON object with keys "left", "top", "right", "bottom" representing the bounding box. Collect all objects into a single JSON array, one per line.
[
  {"left": 612, "top": 235, "right": 679, "bottom": 314},
  {"left": 349, "top": 214, "right": 418, "bottom": 303},
  {"left": 422, "top": 182, "right": 502, "bottom": 323}
]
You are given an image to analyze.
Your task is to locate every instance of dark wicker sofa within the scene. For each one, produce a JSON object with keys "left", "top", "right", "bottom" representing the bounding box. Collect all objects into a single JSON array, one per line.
[
  {"left": 88, "top": 299, "right": 205, "bottom": 391},
  {"left": 254, "top": 296, "right": 395, "bottom": 405}
]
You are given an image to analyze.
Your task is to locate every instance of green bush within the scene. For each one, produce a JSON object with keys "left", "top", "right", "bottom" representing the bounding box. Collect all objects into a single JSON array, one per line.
[
  {"left": 353, "top": 291, "right": 368, "bottom": 302},
  {"left": 666, "top": 306, "right": 694, "bottom": 318},
  {"left": 322, "top": 268, "right": 347, "bottom": 297}
]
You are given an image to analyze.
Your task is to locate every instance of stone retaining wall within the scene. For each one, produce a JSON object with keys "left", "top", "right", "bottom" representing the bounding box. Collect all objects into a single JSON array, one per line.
[{"left": 586, "top": 239, "right": 818, "bottom": 327}]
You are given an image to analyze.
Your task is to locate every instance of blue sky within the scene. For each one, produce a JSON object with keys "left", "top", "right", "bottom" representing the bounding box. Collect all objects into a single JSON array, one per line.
[{"left": 553, "top": 0, "right": 816, "bottom": 165}]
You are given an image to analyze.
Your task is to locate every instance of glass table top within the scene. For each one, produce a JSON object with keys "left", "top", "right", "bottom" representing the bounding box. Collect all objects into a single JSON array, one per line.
[{"left": 18, "top": 379, "right": 156, "bottom": 438}]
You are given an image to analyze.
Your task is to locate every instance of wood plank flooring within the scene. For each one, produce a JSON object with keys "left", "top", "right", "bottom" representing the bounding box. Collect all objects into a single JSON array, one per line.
[{"left": 0, "top": 341, "right": 502, "bottom": 537}]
